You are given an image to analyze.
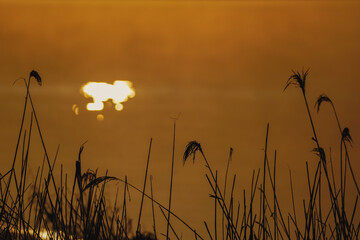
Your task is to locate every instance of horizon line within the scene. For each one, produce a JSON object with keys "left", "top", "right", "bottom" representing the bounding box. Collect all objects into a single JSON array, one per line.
[{"left": 1, "top": 0, "right": 360, "bottom": 5}]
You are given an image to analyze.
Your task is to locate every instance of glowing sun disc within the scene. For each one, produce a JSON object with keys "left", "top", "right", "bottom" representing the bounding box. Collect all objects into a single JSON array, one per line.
[{"left": 81, "top": 80, "right": 135, "bottom": 112}]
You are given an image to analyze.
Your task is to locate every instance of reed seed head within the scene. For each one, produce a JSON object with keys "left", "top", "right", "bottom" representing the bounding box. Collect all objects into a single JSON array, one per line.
[
  {"left": 29, "top": 70, "right": 42, "bottom": 86},
  {"left": 342, "top": 127, "right": 353, "bottom": 145},
  {"left": 314, "top": 94, "right": 332, "bottom": 113},
  {"left": 284, "top": 68, "right": 309, "bottom": 94},
  {"left": 83, "top": 176, "right": 118, "bottom": 191},
  {"left": 312, "top": 147, "right": 326, "bottom": 165},
  {"left": 82, "top": 169, "right": 97, "bottom": 184},
  {"left": 183, "top": 141, "right": 203, "bottom": 165}
]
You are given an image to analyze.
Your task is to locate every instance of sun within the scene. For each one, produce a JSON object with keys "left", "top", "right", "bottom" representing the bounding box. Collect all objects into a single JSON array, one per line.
[{"left": 79, "top": 80, "right": 135, "bottom": 119}]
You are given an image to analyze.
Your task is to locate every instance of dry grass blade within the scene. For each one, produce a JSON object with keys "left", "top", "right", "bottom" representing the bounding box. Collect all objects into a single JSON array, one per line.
[
  {"left": 314, "top": 94, "right": 332, "bottom": 113},
  {"left": 183, "top": 141, "right": 203, "bottom": 165},
  {"left": 150, "top": 175, "right": 157, "bottom": 239},
  {"left": 166, "top": 121, "right": 176, "bottom": 240},
  {"left": 222, "top": 147, "right": 233, "bottom": 240},
  {"left": 137, "top": 138, "right": 153, "bottom": 236}
]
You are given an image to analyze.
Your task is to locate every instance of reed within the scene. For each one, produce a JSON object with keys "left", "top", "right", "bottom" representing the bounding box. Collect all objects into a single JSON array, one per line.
[{"left": 1, "top": 69, "right": 359, "bottom": 240}]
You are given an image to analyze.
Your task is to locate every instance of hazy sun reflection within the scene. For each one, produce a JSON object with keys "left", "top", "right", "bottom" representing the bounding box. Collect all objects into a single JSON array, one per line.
[
  {"left": 81, "top": 81, "right": 135, "bottom": 112},
  {"left": 72, "top": 104, "right": 79, "bottom": 115},
  {"left": 97, "top": 114, "right": 104, "bottom": 121}
]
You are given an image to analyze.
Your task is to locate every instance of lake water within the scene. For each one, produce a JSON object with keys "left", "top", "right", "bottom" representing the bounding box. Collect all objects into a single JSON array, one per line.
[{"left": 1, "top": 1, "right": 360, "bottom": 238}]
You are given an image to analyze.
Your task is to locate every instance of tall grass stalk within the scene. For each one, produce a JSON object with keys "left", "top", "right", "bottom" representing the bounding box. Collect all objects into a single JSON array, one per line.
[
  {"left": 136, "top": 138, "right": 153, "bottom": 236},
  {"left": 166, "top": 121, "right": 176, "bottom": 240}
]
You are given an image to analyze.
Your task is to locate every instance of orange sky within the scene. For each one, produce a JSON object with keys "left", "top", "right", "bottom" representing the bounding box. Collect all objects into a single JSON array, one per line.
[{"left": 1, "top": 0, "right": 360, "bottom": 238}]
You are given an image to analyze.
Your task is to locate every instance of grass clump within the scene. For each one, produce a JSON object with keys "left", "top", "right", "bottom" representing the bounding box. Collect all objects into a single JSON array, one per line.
[{"left": 1, "top": 69, "right": 360, "bottom": 240}]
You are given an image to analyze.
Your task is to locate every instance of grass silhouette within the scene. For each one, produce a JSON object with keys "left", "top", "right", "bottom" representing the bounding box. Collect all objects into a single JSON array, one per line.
[{"left": 1, "top": 69, "right": 359, "bottom": 239}]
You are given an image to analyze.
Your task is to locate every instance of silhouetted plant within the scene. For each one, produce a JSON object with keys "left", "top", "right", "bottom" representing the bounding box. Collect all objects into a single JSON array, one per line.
[
  {"left": 183, "top": 140, "right": 203, "bottom": 164},
  {"left": 342, "top": 127, "right": 352, "bottom": 145},
  {"left": 314, "top": 94, "right": 332, "bottom": 113},
  {"left": 284, "top": 68, "right": 309, "bottom": 94},
  {"left": 2, "top": 69, "right": 360, "bottom": 240},
  {"left": 29, "top": 70, "right": 42, "bottom": 86}
]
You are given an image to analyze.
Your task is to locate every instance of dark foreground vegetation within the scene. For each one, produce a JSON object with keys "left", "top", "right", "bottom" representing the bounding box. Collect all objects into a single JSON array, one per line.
[{"left": 0, "top": 69, "right": 359, "bottom": 239}]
